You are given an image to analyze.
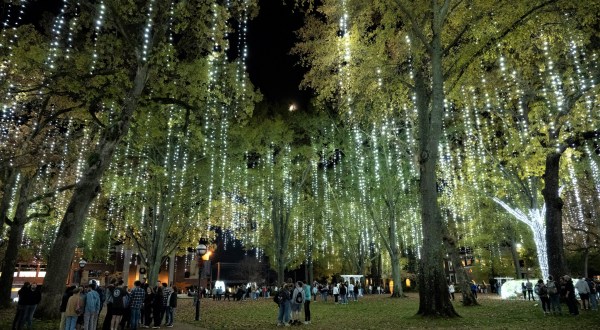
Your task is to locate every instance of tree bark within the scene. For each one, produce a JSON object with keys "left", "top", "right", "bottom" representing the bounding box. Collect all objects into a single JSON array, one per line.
[
  {"left": 415, "top": 14, "right": 458, "bottom": 316},
  {"left": 272, "top": 195, "right": 289, "bottom": 286},
  {"left": 0, "top": 174, "right": 32, "bottom": 308},
  {"left": 582, "top": 249, "right": 589, "bottom": 278},
  {"left": 542, "top": 152, "right": 568, "bottom": 279},
  {"left": 442, "top": 232, "right": 478, "bottom": 306},
  {"left": 0, "top": 168, "right": 17, "bottom": 240},
  {"left": 390, "top": 252, "right": 403, "bottom": 297},
  {"left": 37, "top": 64, "right": 149, "bottom": 319}
]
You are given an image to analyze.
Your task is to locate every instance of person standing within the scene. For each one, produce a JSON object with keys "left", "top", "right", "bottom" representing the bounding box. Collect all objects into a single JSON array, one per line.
[
  {"left": 161, "top": 283, "right": 173, "bottom": 324},
  {"left": 587, "top": 277, "right": 598, "bottom": 311},
  {"left": 22, "top": 282, "right": 41, "bottom": 329},
  {"left": 333, "top": 284, "right": 339, "bottom": 304},
  {"left": 291, "top": 281, "right": 305, "bottom": 325},
  {"left": 102, "top": 282, "right": 115, "bottom": 330},
  {"left": 525, "top": 279, "right": 535, "bottom": 301},
  {"left": 152, "top": 284, "right": 164, "bottom": 329},
  {"left": 546, "top": 276, "right": 561, "bottom": 315},
  {"left": 275, "top": 284, "right": 291, "bottom": 327},
  {"left": 575, "top": 277, "right": 590, "bottom": 310},
  {"left": 64, "top": 288, "right": 82, "bottom": 330},
  {"left": 347, "top": 282, "right": 354, "bottom": 301},
  {"left": 448, "top": 282, "right": 455, "bottom": 301},
  {"left": 129, "top": 280, "right": 145, "bottom": 330},
  {"left": 60, "top": 286, "right": 76, "bottom": 330},
  {"left": 339, "top": 283, "right": 347, "bottom": 305},
  {"left": 563, "top": 276, "right": 579, "bottom": 315},
  {"left": 303, "top": 282, "right": 311, "bottom": 325},
  {"left": 535, "top": 279, "right": 550, "bottom": 315},
  {"left": 12, "top": 282, "right": 31, "bottom": 330},
  {"left": 521, "top": 282, "right": 527, "bottom": 300},
  {"left": 142, "top": 284, "right": 154, "bottom": 328},
  {"left": 84, "top": 282, "right": 102, "bottom": 330},
  {"left": 111, "top": 280, "right": 128, "bottom": 330},
  {"left": 165, "top": 285, "right": 178, "bottom": 327}
]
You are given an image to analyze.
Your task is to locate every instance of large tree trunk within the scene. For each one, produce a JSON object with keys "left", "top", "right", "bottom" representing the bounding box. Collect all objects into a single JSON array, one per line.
[
  {"left": 415, "top": 17, "right": 458, "bottom": 316},
  {"left": 37, "top": 64, "right": 149, "bottom": 319},
  {"left": 542, "top": 152, "right": 568, "bottom": 279},
  {"left": 388, "top": 213, "right": 403, "bottom": 297},
  {"left": 0, "top": 174, "right": 31, "bottom": 307},
  {"left": 390, "top": 252, "right": 403, "bottom": 297},
  {"left": 272, "top": 195, "right": 289, "bottom": 286},
  {"left": 442, "top": 232, "right": 478, "bottom": 307},
  {"left": 582, "top": 249, "right": 589, "bottom": 278}
]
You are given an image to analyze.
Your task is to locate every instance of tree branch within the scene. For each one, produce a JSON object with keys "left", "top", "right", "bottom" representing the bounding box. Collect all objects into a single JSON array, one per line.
[{"left": 27, "top": 184, "right": 76, "bottom": 204}]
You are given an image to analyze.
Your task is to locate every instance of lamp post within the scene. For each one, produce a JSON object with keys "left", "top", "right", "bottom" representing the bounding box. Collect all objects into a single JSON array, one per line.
[
  {"left": 78, "top": 259, "right": 87, "bottom": 285},
  {"left": 195, "top": 242, "right": 207, "bottom": 321}
]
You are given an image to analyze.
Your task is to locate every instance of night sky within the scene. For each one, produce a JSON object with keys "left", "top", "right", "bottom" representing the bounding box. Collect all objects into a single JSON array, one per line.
[
  {"left": 23, "top": 0, "right": 309, "bottom": 108},
  {"left": 246, "top": 0, "right": 310, "bottom": 108}
]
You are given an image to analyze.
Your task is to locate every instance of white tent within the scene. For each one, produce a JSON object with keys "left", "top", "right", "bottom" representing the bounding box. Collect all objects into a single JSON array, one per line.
[{"left": 340, "top": 275, "right": 364, "bottom": 283}]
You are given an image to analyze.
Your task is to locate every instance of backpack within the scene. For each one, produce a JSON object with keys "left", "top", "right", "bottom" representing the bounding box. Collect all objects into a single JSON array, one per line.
[
  {"left": 295, "top": 289, "right": 303, "bottom": 304},
  {"left": 273, "top": 290, "right": 285, "bottom": 305},
  {"left": 539, "top": 285, "right": 548, "bottom": 296},
  {"left": 547, "top": 281, "right": 557, "bottom": 295}
]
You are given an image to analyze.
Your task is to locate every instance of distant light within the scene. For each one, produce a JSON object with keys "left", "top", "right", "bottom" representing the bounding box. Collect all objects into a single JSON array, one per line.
[{"left": 289, "top": 104, "right": 297, "bottom": 112}]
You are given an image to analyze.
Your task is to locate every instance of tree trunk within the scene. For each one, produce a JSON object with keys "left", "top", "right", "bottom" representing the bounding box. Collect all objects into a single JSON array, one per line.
[
  {"left": 0, "top": 168, "right": 17, "bottom": 241},
  {"left": 509, "top": 240, "right": 521, "bottom": 279},
  {"left": 270, "top": 194, "right": 291, "bottom": 287},
  {"left": 37, "top": 64, "right": 149, "bottom": 319},
  {"left": 582, "top": 248, "right": 589, "bottom": 278},
  {"left": 443, "top": 233, "right": 478, "bottom": 306},
  {"left": 390, "top": 252, "right": 403, "bottom": 297},
  {"left": 415, "top": 19, "right": 458, "bottom": 316},
  {"left": 542, "top": 152, "right": 567, "bottom": 279},
  {"left": 0, "top": 174, "right": 32, "bottom": 308}
]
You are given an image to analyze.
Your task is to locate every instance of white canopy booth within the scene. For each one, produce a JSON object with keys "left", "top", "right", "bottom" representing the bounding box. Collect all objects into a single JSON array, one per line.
[{"left": 340, "top": 274, "right": 364, "bottom": 284}]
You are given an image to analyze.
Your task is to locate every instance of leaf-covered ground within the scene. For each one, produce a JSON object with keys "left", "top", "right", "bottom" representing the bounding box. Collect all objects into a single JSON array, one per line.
[{"left": 2, "top": 293, "right": 598, "bottom": 329}]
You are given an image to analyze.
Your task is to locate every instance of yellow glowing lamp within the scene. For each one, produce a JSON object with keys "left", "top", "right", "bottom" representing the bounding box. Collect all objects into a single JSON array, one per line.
[
  {"left": 405, "top": 278, "right": 411, "bottom": 288},
  {"left": 202, "top": 251, "right": 212, "bottom": 261}
]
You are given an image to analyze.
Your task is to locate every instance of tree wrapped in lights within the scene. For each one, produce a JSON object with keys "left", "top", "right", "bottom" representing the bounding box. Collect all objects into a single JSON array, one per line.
[
  {"left": 293, "top": 0, "right": 593, "bottom": 316},
  {"left": 0, "top": 0, "right": 261, "bottom": 318}
]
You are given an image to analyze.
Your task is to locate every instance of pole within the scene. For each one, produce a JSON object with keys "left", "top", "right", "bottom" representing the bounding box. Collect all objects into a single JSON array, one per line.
[{"left": 195, "top": 259, "right": 203, "bottom": 321}]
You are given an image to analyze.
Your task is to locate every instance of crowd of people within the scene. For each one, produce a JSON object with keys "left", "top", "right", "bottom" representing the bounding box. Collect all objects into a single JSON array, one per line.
[
  {"left": 12, "top": 278, "right": 179, "bottom": 330},
  {"left": 532, "top": 275, "right": 598, "bottom": 315}
]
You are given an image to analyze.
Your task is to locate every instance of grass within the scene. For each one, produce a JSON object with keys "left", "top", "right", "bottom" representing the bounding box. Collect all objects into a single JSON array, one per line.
[{"left": 1, "top": 293, "right": 597, "bottom": 329}]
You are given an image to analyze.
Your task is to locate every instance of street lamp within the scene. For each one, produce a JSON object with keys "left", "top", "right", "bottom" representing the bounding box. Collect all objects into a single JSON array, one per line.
[
  {"left": 195, "top": 242, "right": 208, "bottom": 321},
  {"left": 78, "top": 259, "right": 87, "bottom": 285}
]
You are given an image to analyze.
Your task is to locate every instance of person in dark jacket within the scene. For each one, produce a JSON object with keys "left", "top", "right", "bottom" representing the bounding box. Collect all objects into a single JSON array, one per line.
[
  {"left": 563, "top": 275, "right": 579, "bottom": 315},
  {"left": 23, "top": 283, "right": 41, "bottom": 329},
  {"left": 143, "top": 284, "right": 154, "bottom": 328},
  {"left": 165, "top": 285, "right": 178, "bottom": 327},
  {"left": 12, "top": 282, "right": 31, "bottom": 330},
  {"left": 152, "top": 285, "right": 164, "bottom": 328}
]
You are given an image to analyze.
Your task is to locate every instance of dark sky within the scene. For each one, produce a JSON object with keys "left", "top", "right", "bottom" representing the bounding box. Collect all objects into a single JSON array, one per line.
[
  {"left": 246, "top": 0, "right": 310, "bottom": 108},
  {"left": 23, "top": 0, "right": 309, "bottom": 107}
]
